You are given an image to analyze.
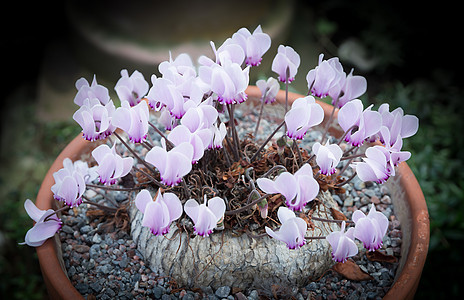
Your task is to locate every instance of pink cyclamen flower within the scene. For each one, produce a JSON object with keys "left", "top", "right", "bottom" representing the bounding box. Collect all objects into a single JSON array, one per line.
[
  {"left": 257, "top": 164, "right": 319, "bottom": 211},
  {"left": 351, "top": 146, "right": 391, "bottom": 184},
  {"left": 312, "top": 142, "right": 343, "bottom": 175},
  {"left": 112, "top": 100, "right": 149, "bottom": 143},
  {"left": 329, "top": 69, "right": 367, "bottom": 108},
  {"left": 91, "top": 144, "right": 133, "bottom": 185},
  {"left": 184, "top": 196, "right": 226, "bottom": 237},
  {"left": 180, "top": 104, "right": 218, "bottom": 133},
  {"left": 265, "top": 207, "right": 307, "bottom": 249},
  {"left": 74, "top": 75, "right": 110, "bottom": 106},
  {"left": 378, "top": 103, "right": 419, "bottom": 147},
  {"left": 73, "top": 98, "right": 116, "bottom": 141},
  {"left": 285, "top": 96, "right": 324, "bottom": 140},
  {"left": 231, "top": 25, "right": 271, "bottom": 66},
  {"left": 51, "top": 159, "right": 87, "bottom": 208},
  {"left": 145, "top": 141, "right": 194, "bottom": 187},
  {"left": 272, "top": 45, "right": 300, "bottom": 83},
  {"left": 210, "top": 122, "right": 227, "bottom": 149},
  {"left": 159, "top": 52, "right": 197, "bottom": 85},
  {"left": 167, "top": 125, "right": 212, "bottom": 164},
  {"left": 114, "top": 69, "right": 149, "bottom": 106},
  {"left": 326, "top": 221, "right": 358, "bottom": 263},
  {"left": 377, "top": 126, "right": 411, "bottom": 174},
  {"left": 135, "top": 189, "right": 183, "bottom": 236},
  {"left": 147, "top": 77, "right": 186, "bottom": 118},
  {"left": 19, "top": 199, "right": 62, "bottom": 247},
  {"left": 306, "top": 54, "right": 345, "bottom": 98},
  {"left": 256, "top": 77, "right": 280, "bottom": 104},
  {"left": 338, "top": 99, "right": 382, "bottom": 147},
  {"left": 207, "top": 60, "right": 250, "bottom": 105},
  {"left": 352, "top": 205, "right": 389, "bottom": 251}
]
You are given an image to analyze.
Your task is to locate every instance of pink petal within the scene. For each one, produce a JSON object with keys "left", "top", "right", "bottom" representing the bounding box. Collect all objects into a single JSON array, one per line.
[
  {"left": 184, "top": 199, "right": 200, "bottom": 224},
  {"left": 162, "top": 193, "right": 183, "bottom": 222},
  {"left": 401, "top": 115, "right": 419, "bottom": 138},
  {"left": 135, "top": 189, "right": 152, "bottom": 214},
  {"left": 338, "top": 99, "right": 363, "bottom": 132},
  {"left": 277, "top": 207, "right": 296, "bottom": 224},
  {"left": 24, "top": 199, "right": 45, "bottom": 223},
  {"left": 274, "top": 172, "right": 298, "bottom": 202},
  {"left": 256, "top": 178, "right": 279, "bottom": 194},
  {"left": 145, "top": 146, "right": 167, "bottom": 174},
  {"left": 207, "top": 197, "right": 226, "bottom": 221}
]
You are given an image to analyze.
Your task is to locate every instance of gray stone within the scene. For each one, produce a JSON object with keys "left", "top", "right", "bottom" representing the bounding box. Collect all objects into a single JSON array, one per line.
[
  {"left": 153, "top": 286, "right": 165, "bottom": 299},
  {"left": 119, "top": 256, "right": 130, "bottom": 268},
  {"left": 62, "top": 225, "right": 74, "bottom": 234},
  {"left": 115, "top": 192, "right": 128, "bottom": 202},
  {"left": 75, "top": 283, "right": 89, "bottom": 294},
  {"left": 215, "top": 286, "right": 230, "bottom": 298},
  {"left": 183, "top": 292, "right": 195, "bottom": 300},
  {"left": 343, "top": 197, "right": 354, "bottom": 207},
  {"left": 80, "top": 225, "right": 92, "bottom": 234},
  {"left": 106, "top": 288, "right": 116, "bottom": 297},
  {"left": 248, "top": 290, "right": 259, "bottom": 300},
  {"left": 67, "top": 265, "right": 76, "bottom": 277},
  {"left": 92, "top": 233, "right": 102, "bottom": 244},
  {"left": 90, "top": 281, "right": 102, "bottom": 293}
]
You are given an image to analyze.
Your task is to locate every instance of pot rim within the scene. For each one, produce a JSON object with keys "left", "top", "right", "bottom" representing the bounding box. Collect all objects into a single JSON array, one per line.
[{"left": 35, "top": 86, "right": 429, "bottom": 300}]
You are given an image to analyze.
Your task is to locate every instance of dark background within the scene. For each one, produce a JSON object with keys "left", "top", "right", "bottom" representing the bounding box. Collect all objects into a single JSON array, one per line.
[{"left": 2, "top": 0, "right": 462, "bottom": 298}]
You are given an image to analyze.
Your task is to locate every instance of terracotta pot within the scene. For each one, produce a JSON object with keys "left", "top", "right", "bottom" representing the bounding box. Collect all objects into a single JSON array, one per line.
[{"left": 35, "top": 86, "right": 429, "bottom": 299}]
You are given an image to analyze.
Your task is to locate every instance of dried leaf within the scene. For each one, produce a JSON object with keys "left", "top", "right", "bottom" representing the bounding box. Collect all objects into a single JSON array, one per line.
[
  {"left": 332, "top": 260, "right": 373, "bottom": 281},
  {"left": 366, "top": 250, "right": 398, "bottom": 263},
  {"left": 330, "top": 208, "right": 348, "bottom": 221}
]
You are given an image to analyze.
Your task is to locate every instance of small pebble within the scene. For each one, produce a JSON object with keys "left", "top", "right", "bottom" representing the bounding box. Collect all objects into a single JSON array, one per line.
[{"left": 215, "top": 286, "right": 231, "bottom": 298}]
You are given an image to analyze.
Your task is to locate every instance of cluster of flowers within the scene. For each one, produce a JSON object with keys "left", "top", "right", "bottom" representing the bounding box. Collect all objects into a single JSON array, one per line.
[{"left": 22, "top": 25, "right": 418, "bottom": 264}]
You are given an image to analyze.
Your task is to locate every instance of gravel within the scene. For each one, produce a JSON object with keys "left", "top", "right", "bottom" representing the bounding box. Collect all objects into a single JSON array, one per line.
[{"left": 59, "top": 100, "right": 401, "bottom": 299}]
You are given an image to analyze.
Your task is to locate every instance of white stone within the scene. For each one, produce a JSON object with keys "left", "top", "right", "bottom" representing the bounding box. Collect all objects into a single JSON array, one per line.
[{"left": 129, "top": 191, "right": 339, "bottom": 290}]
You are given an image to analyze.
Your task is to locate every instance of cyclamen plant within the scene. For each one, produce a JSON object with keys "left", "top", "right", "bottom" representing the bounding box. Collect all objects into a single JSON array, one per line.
[{"left": 22, "top": 25, "right": 419, "bottom": 266}]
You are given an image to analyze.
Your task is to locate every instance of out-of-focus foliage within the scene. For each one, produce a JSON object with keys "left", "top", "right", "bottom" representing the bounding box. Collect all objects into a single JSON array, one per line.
[{"left": 374, "top": 77, "right": 464, "bottom": 298}]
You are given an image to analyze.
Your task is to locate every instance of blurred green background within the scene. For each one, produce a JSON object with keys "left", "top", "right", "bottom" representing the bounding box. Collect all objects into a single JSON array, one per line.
[{"left": 1, "top": 0, "right": 462, "bottom": 298}]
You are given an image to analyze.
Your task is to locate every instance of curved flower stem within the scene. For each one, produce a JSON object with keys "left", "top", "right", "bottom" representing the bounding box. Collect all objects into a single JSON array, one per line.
[
  {"left": 181, "top": 179, "right": 191, "bottom": 199},
  {"left": 254, "top": 89, "right": 268, "bottom": 139},
  {"left": 343, "top": 145, "right": 358, "bottom": 156},
  {"left": 320, "top": 96, "right": 340, "bottom": 144},
  {"left": 261, "top": 164, "right": 287, "bottom": 178},
  {"left": 133, "top": 166, "right": 165, "bottom": 189},
  {"left": 148, "top": 121, "right": 175, "bottom": 149},
  {"left": 334, "top": 147, "right": 359, "bottom": 181},
  {"left": 292, "top": 139, "right": 303, "bottom": 166},
  {"left": 224, "top": 193, "right": 270, "bottom": 215},
  {"left": 337, "top": 124, "right": 359, "bottom": 146},
  {"left": 250, "top": 120, "right": 285, "bottom": 162},
  {"left": 335, "top": 172, "right": 358, "bottom": 187},
  {"left": 312, "top": 216, "right": 354, "bottom": 225},
  {"left": 142, "top": 140, "right": 154, "bottom": 150},
  {"left": 114, "top": 131, "right": 156, "bottom": 175},
  {"left": 284, "top": 67, "right": 290, "bottom": 134},
  {"left": 227, "top": 104, "right": 241, "bottom": 161},
  {"left": 91, "top": 188, "right": 119, "bottom": 208},
  {"left": 44, "top": 205, "right": 69, "bottom": 222},
  {"left": 87, "top": 183, "right": 144, "bottom": 192},
  {"left": 340, "top": 153, "right": 366, "bottom": 161},
  {"left": 244, "top": 167, "right": 256, "bottom": 190},
  {"left": 82, "top": 196, "right": 118, "bottom": 213}
]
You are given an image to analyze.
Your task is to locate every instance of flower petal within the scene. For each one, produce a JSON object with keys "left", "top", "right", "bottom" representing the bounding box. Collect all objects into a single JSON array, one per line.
[
  {"left": 135, "top": 189, "right": 153, "bottom": 214},
  {"left": 207, "top": 197, "right": 226, "bottom": 221},
  {"left": 24, "top": 199, "right": 45, "bottom": 223}
]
